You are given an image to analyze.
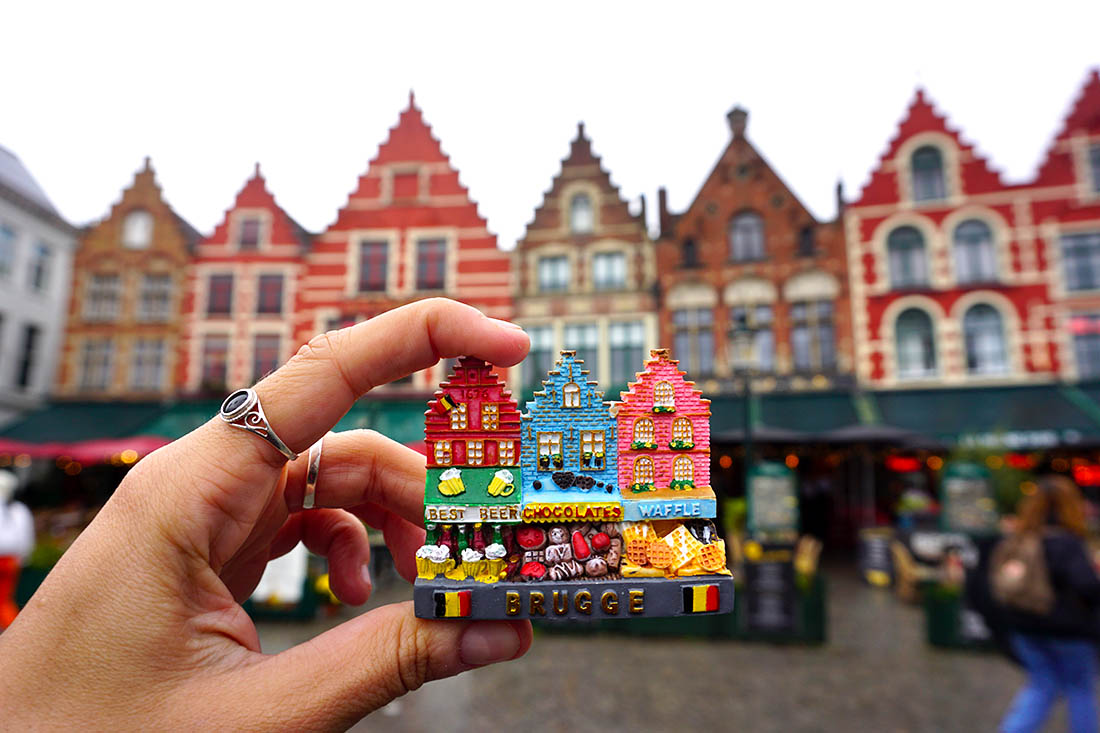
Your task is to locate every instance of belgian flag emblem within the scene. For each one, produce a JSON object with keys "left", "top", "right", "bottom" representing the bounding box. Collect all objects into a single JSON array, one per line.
[
  {"left": 435, "top": 394, "right": 458, "bottom": 413},
  {"left": 434, "top": 590, "right": 471, "bottom": 618},
  {"left": 682, "top": 584, "right": 720, "bottom": 613}
]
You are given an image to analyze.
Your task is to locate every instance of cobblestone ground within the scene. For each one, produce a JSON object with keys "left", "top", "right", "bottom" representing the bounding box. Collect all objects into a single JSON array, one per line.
[{"left": 257, "top": 566, "right": 1080, "bottom": 732}]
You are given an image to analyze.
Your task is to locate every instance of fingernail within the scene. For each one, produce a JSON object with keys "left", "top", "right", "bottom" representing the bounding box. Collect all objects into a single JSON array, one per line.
[
  {"left": 489, "top": 317, "right": 525, "bottom": 332},
  {"left": 459, "top": 622, "right": 521, "bottom": 666}
]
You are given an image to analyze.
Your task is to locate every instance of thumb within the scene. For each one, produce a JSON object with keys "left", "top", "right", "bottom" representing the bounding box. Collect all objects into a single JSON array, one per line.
[{"left": 232, "top": 602, "right": 531, "bottom": 729}]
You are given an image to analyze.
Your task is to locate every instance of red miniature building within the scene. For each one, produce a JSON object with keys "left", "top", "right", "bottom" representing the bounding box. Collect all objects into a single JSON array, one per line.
[
  {"left": 179, "top": 165, "right": 311, "bottom": 393},
  {"left": 425, "top": 357, "right": 521, "bottom": 469},
  {"left": 294, "top": 93, "right": 513, "bottom": 391}
]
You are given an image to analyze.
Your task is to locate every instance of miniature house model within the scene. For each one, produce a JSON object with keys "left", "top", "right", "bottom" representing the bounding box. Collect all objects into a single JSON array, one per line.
[{"left": 413, "top": 350, "right": 734, "bottom": 620}]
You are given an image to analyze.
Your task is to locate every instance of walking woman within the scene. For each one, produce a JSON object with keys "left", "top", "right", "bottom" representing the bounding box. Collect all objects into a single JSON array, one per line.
[{"left": 999, "top": 475, "right": 1100, "bottom": 733}]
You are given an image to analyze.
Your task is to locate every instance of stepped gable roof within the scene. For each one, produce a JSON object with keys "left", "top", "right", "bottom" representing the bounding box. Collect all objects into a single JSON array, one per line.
[
  {"left": 524, "top": 350, "right": 606, "bottom": 417},
  {"left": 1035, "top": 69, "right": 1100, "bottom": 186},
  {"left": 92, "top": 157, "right": 202, "bottom": 250},
  {"left": 610, "top": 348, "right": 710, "bottom": 416},
  {"left": 328, "top": 91, "right": 492, "bottom": 233},
  {"left": 853, "top": 89, "right": 1004, "bottom": 207},
  {"left": 204, "top": 163, "right": 312, "bottom": 251},
  {"left": 0, "top": 144, "right": 74, "bottom": 232},
  {"left": 519, "top": 121, "right": 644, "bottom": 242}
]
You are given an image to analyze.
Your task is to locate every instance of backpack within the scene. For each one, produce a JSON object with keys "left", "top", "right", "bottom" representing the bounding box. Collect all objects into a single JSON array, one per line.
[{"left": 989, "top": 531, "right": 1055, "bottom": 615}]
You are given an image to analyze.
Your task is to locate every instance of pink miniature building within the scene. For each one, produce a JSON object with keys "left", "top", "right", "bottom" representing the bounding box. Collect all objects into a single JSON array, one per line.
[{"left": 613, "top": 349, "right": 711, "bottom": 496}]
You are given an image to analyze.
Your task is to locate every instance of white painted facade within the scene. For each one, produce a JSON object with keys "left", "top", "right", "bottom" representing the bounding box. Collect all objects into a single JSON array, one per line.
[{"left": 0, "top": 146, "right": 77, "bottom": 426}]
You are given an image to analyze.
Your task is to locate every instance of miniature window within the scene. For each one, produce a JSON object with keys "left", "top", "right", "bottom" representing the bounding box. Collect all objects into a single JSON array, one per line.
[
  {"left": 672, "top": 418, "right": 693, "bottom": 443},
  {"left": 653, "top": 381, "right": 675, "bottom": 409},
  {"left": 482, "top": 403, "right": 499, "bottom": 430},
  {"left": 433, "top": 441, "right": 452, "bottom": 466},
  {"left": 633, "top": 418, "right": 655, "bottom": 444},
  {"left": 580, "top": 431, "right": 604, "bottom": 470},
  {"left": 537, "top": 432, "right": 562, "bottom": 470},
  {"left": 673, "top": 455, "right": 694, "bottom": 482},
  {"left": 562, "top": 382, "right": 581, "bottom": 408},
  {"left": 498, "top": 440, "right": 516, "bottom": 465},
  {"left": 467, "top": 440, "right": 484, "bottom": 466},
  {"left": 450, "top": 402, "right": 468, "bottom": 430},
  {"left": 633, "top": 456, "right": 654, "bottom": 485}
]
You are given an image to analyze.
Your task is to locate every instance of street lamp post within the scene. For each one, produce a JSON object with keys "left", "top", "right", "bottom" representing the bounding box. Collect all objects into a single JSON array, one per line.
[{"left": 731, "top": 312, "right": 757, "bottom": 497}]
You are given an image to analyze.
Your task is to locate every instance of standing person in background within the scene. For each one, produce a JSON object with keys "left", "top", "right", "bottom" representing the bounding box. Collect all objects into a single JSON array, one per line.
[
  {"left": 997, "top": 475, "right": 1100, "bottom": 733},
  {"left": 0, "top": 469, "right": 34, "bottom": 630}
]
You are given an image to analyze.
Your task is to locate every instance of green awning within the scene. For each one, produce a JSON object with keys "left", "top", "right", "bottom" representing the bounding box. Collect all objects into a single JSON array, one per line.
[
  {"left": 872, "top": 384, "right": 1100, "bottom": 449},
  {"left": 333, "top": 399, "right": 426, "bottom": 445},
  {"left": 710, "top": 390, "right": 859, "bottom": 439},
  {"left": 139, "top": 401, "right": 222, "bottom": 439},
  {"left": 0, "top": 401, "right": 168, "bottom": 442}
]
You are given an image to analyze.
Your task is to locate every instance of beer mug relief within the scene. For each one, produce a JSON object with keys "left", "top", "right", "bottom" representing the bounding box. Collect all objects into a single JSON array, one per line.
[{"left": 413, "top": 349, "right": 735, "bottom": 620}]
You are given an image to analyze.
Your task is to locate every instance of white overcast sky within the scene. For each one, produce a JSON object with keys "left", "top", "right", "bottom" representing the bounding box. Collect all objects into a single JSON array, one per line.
[{"left": 3, "top": 2, "right": 1098, "bottom": 248}]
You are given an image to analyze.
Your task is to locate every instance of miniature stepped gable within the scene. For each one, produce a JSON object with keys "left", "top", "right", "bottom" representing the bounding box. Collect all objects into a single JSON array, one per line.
[
  {"left": 202, "top": 164, "right": 311, "bottom": 251},
  {"left": 521, "top": 350, "right": 619, "bottom": 500},
  {"left": 425, "top": 356, "right": 521, "bottom": 470},
  {"left": 614, "top": 348, "right": 712, "bottom": 495},
  {"left": 855, "top": 89, "right": 1004, "bottom": 207}
]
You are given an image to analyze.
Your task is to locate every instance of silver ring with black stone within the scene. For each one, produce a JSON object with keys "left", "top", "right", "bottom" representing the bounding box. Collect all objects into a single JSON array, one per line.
[{"left": 218, "top": 388, "right": 298, "bottom": 461}]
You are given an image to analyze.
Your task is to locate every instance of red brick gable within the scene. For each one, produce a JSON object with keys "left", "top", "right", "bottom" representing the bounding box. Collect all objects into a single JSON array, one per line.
[
  {"left": 425, "top": 357, "right": 521, "bottom": 442},
  {"left": 1035, "top": 70, "right": 1100, "bottom": 187},
  {"left": 201, "top": 165, "right": 309, "bottom": 251},
  {"left": 854, "top": 89, "right": 1004, "bottom": 207}
]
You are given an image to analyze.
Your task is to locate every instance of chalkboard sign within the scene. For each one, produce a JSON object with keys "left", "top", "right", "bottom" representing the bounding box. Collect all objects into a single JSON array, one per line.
[
  {"left": 747, "top": 462, "right": 799, "bottom": 537},
  {"left": 940, "top": 462, "right": 998, "bottom": 535},
  {"left": 742, "top": 540, "right": 797, "bottom": 634},
  {"left": 858, "top": 527, "right": 894, "bottom": 587}
]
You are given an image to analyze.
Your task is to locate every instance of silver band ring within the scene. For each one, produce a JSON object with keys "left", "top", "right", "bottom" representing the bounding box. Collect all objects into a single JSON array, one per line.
[
  {"left": 303, "top": 434, "right": 325, "bottom": 509},
  {"left": 218, "top": 388, "right": 298, "bottom": 461}
]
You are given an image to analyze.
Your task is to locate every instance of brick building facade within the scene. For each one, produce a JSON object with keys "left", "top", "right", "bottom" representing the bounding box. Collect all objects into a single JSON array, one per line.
[
  {"left": 513, "top": 123, "right": 656, "bottom": 395},
  {"left": 56, "top": 158, "right": 198, "bottom": 399},
  {"left": 655, "top": 108, "right": 851, "bottom": 394},
  {"left": 294, "top": 94, "right": 512, "bottom": 392},
  {"left": 179, "top": 165, "right": 311, "bottom": 394}
]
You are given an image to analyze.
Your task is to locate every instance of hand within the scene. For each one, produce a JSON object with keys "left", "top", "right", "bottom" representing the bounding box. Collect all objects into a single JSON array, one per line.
[{"left": 0, "top": 298, "right": 533, "bottom": 730}]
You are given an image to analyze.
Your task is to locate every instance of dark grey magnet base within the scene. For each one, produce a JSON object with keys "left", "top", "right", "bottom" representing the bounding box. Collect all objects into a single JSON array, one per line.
[{"left": 414, "top": 576, "right": 734, "bottom": 620}]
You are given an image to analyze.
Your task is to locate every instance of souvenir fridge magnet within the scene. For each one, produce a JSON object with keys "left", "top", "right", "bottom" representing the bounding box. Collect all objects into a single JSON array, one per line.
[{"left": 413, "top": 350, "right": 734, "bottom": 620}]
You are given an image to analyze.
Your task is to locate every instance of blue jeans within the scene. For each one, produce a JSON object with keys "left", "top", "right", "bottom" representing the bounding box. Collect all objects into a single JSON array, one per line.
[{"left": 1001, "top": 633, "right": 1099, "bottom": 733}]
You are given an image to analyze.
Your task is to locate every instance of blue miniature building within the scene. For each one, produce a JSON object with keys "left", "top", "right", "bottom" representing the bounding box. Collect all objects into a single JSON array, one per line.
[{"left": 520, "top": 351, "right": 619, "bottom": 508}]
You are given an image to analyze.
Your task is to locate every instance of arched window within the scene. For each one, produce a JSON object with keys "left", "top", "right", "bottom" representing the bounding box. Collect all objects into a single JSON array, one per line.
[
  {"left": 953, "top": 220, "right": 997, "bottom": 284},
  {"left": 887, "top": 226, "right": 929, "bottom": 289},
  {"left": 673, "top": 455, "right": 694, "bottom": 483},
  {"left": 633, "top": 418, "right": 655, "bottom": 445},
  {"left": 728, "top": 212, "right": 764, "bottom": 261},
  {"left": 653, "top": 380, "right": 675, "bottom": 409},
  {"left": 121, "top": 210, "right": 153, "bottom": 249},
  {"left": 633, "top": 456, "right": 654, "bottom": 485},
  {"left": 562, "top": 382, "right": 581, "bottom": 408},
  {"left": 895, "top": 308, "right": 937, "bottom": 379},
  {"left": 963, "top": 304, "right": 1008, "bottom": 375},
  {"left": 672, "top": 417, "right": 693, "bottom": 443},
  {"left": 569, "top": 193, "right": 594, "bottom": 234},
  {"left": 911, "top": 146, "right": 946, "bottom": 202}
]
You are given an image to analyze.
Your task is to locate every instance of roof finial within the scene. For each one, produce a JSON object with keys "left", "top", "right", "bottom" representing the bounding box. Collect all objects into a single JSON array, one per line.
[
  {"left": 253, "top": 161, "right": 262, "bottom": 178},
  {"left": 142, "top": 156, "right": 151, "bottom": 171},
  {"left": 577, "top": 120, "right": 585, "bottom": 137},
  {"left": 408, "top": 89, "right": 416, "bottom": 107}
]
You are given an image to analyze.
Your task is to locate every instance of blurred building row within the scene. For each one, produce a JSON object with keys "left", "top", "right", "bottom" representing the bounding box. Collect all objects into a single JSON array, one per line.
[{"left": 2, "top": 73, "right": 1100, "bottom": 432}]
